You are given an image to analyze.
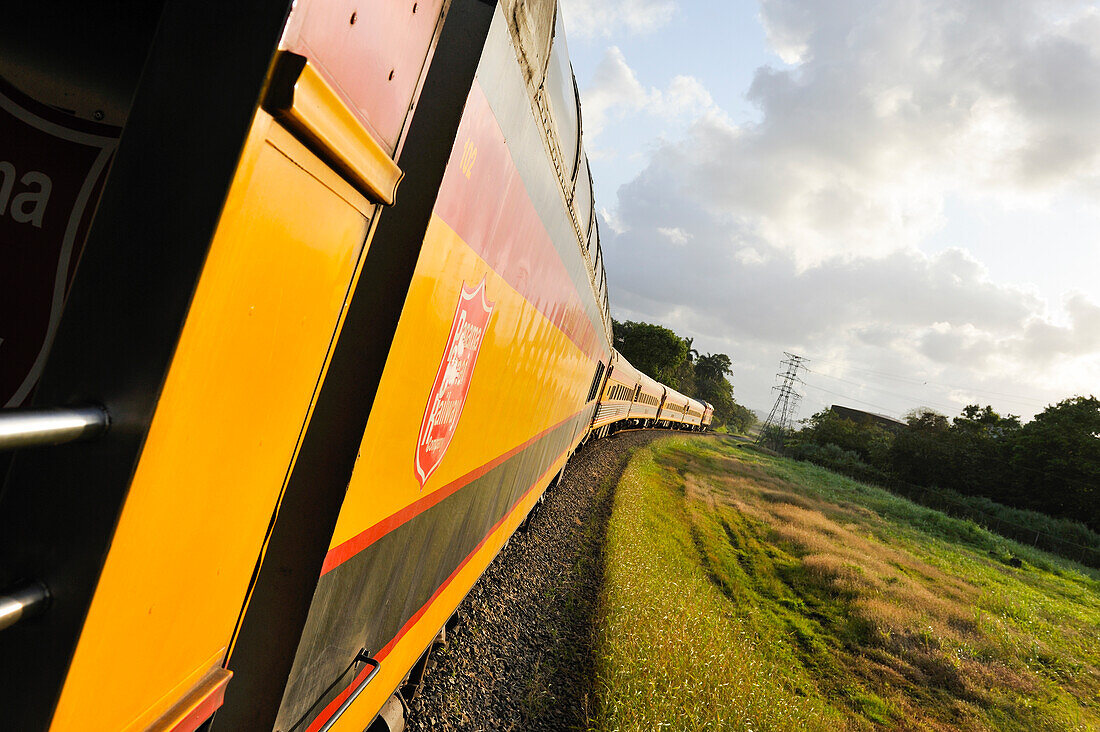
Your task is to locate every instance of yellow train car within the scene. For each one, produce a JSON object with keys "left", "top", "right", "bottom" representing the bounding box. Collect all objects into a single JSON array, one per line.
[
  {"left": 237, "top": 5, "right": 614, "bottom": 728},
  {"left": 0, "top": 0, "right": 610, "bottom": 728},
  {"left": 683, "top": 397, "right": 707, "bottom": 430},
  {"left": 0, "top": 1, "right": 717, "bottom": 730},
  {"left": 591, "top": 350, "right": 642, "bottom": 436},
  {"left": 701, "top": 401, "right": 715, "bottom": 430},
  {"left": 657, "top": 386, "right": 691, "bottom": 428},
  {"left": 628, "top": 370, "right": 664, "bottom": 425}
]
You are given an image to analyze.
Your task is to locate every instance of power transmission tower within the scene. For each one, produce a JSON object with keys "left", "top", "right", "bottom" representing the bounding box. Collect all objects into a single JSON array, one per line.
[{"left": 758, "top": 352, "right": 808, "bottom": 451}]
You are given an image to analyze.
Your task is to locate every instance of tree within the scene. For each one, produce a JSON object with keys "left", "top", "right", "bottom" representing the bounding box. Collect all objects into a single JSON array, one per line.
[
  {"left": 794, "top": 409, "right": 894, "bottom": 470},
  {"left": 953, "top": 404, "right": 1021, "bottom": 438},
  {"left": 889, "top": 409, "right": 955, "bottom": 488},
  {"left": 687, "top": 352, "right": 754, "bottom": 432},
  {"left": 670, "top": 357, "right": 697, "bottom": 395},
  {"left": 725, "top": 402, "right": 758, "bottom": 433},
  {"left": 610, "top": 319, "right": 753, "bottom": 432},
  {"left": 684, "top": 337, "right": 699, "bottom": 364},
  {"left": 694, "top": 353, "right": 731, "bottom": 385},
  {"left": 1009, "top": 396, "right": 1100, "bottom": 528},
  {"left": 612, "top": 320, "right": 688, "bottom": 385},
  {"left": 946, "top": 404, "right": 1020, "bottom": 502},
  {"left": 784, "top": 396, "right": 1098, "bottom": 533},
  {"left": 693, "top": 352, "right": 732, "bottom": 424}
]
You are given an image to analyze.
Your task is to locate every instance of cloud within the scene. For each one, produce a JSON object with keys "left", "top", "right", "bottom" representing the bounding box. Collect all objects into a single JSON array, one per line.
[
  {"left": 559, "top": 0, "right": 676, "bottom": 39},
  {"left": 606, "top": 183, "right": 1044, "bottom": 351},
  {"left": 657, "top": 227, "right": 691, "bottom": 245},
  {"left": 582, "top": 47, "right": 717, "bottom": 139},
  {"left": 601, "top": 146, "right": 1099, "bottom": 415},
  {"left": 585, "top": 0, "right": 1100, "bottom": 415},
  {"left": 625, "top": 0, "right": 1100, "bottom": 266}
]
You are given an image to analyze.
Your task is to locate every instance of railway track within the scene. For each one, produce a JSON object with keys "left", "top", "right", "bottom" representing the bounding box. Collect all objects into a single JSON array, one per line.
[{"left": 405, "top": 431, "right": 662, "bottom": 731}]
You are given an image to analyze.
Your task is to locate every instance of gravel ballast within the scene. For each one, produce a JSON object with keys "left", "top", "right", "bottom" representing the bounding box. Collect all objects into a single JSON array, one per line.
[{"left": 404, "top": 430, "right": 661, "bottom": 731}]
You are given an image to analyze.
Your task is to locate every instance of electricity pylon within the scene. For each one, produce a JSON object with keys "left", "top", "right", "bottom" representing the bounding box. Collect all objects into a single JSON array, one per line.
[{"left": 758, "top": 352, "right": 808, "bottom": 450}]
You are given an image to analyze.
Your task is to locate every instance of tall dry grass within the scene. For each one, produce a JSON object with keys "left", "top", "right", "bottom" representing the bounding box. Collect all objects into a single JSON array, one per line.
[{"left": 589, "top": 435, "right": 1100, "bottom": 731}]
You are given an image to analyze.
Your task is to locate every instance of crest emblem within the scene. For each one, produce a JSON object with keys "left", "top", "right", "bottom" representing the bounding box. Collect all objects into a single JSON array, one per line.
[
  {"left": 415, "top": 279, "right": 495, "bottom": 487},
  {"left": 0, "top": 80, "right": 119, "bottom": 406}
]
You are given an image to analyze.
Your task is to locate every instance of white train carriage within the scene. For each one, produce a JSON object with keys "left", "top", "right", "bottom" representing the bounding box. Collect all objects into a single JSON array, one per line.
[
  {"left": 591, "top": 350, "right": 641, "bottom": 434},
  {"left": 628, "top": 370, "right": 664, "bottom": 425}
]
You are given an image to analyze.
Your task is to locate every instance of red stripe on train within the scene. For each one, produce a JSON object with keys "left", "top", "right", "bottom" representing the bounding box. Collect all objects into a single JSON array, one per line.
[
  {"left": 434, "top": 81, "right": 603, "bottom": 362},
  {"left": 307, "top": 437, "right": 578, "bottom": 732},
  {"left": 321, "top": 407, "right": 586, "bottom": 575}
]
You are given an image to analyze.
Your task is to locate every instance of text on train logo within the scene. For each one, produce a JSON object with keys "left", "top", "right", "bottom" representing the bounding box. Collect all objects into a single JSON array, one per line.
[
  {"left": 0, "top": 162, "right": 51, "bottom": 228},
  {"left": 415, "top": 279, "right": 495, "bottom": 487}
]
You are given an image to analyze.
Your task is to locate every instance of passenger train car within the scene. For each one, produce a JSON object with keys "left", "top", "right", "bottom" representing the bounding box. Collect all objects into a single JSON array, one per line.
[{"left": 0, "top": 1, "right": 711, "bottom": 730}]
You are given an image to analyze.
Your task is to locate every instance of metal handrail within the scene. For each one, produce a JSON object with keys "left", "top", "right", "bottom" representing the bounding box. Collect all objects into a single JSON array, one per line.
[
  {"left": 0, "top": 406, "right": 109, "bottom": 451},
  {"left": 0, "top": 582, "right": 50, "bottom": 632},
  {"left": 317, "top": 652, "right": 381, "bottom": 732}
]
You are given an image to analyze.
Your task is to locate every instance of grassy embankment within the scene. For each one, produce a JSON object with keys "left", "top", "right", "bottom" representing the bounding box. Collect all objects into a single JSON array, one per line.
[{"left": 590, "top": 435, "right": 1100, "bottom": 730}]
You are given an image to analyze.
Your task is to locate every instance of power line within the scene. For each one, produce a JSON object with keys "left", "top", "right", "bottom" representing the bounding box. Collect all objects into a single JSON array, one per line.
[
  {"left": 800, "top": 382, "right": 904, "bottom": 419},
  {"left": 809, "top": 357, "right": 1049, "bottom": 408},
  {"left": 805, "top": 371, "right": 965, "bottom": 415}
]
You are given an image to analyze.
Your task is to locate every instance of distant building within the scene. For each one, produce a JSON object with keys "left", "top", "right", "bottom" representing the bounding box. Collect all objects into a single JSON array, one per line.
[{"left": 830, "top": 405, "right": 906, "bottom": 431}]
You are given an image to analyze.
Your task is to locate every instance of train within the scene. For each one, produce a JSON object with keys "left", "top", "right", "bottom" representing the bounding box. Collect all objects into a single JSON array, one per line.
[{"left": 0, "top": 1, "right": 712, "bottom": 730}]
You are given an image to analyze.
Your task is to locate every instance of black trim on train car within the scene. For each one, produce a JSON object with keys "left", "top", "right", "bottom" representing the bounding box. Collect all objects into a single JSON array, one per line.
[
  {"left": 275, "top": 411, "right": 590, "bottom": 728},
  {"left": 217, "top": 2, "right": 498, "bottom": 729},
  {"left": 0, "top": 1, "right": 292, "bottom": 727}
]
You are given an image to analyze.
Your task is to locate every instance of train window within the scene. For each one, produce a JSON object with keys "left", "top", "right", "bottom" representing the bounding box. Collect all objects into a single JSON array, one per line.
[
  {"left": 546, "top": 10, "right": 579, "bottom": 180},
  {"left": 572, "top": 71, "right": 584, "bottom": 180},
  {"left": 574, "top": 154, "right": 593, "bottom": 237},
  {"left": 586, "top": 361, "right": 605, "bottom": 402},
  {"left": 588, "top": 218, "right": 599, "bottom": 257}
]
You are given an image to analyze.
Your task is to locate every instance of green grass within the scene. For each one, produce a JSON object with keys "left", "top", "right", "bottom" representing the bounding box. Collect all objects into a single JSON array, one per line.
[{"left": 589, "top": 435, "right": 1100, "bottom": 731}]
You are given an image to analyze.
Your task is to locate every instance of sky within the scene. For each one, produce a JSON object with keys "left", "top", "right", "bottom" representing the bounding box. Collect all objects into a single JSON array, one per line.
[{"left": 558, "top": 0, "right": 1100, "bottom": 421}]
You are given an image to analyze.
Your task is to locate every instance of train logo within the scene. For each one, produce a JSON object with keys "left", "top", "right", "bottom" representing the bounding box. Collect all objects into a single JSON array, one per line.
[
  {"left": 415, "top": 278, "right": 495, "bottom": 487},
  {"left": 0, "top": 83, "right": 118, "bottom": 407}
]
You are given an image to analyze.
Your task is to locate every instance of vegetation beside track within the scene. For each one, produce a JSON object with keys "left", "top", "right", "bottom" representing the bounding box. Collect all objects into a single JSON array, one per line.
[{"left": 590, "top": 435, "right": 1100, "bottom": 731}]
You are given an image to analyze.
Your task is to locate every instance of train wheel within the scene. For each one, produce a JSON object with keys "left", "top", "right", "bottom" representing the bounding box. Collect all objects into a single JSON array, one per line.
[{"left": 367, "top": 694, "right": 406, "bottom": 732}]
